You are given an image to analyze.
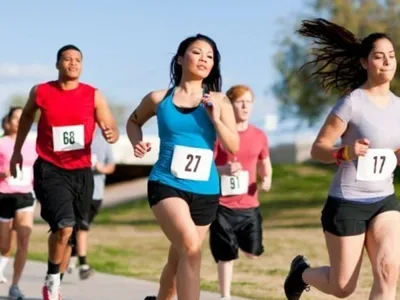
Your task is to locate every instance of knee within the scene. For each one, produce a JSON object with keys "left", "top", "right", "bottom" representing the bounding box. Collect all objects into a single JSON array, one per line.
[
  {"left": 0, "top": 242, "right": 11, "bottom": 255},
  {"left": 17, "top": 232, "right": 31, "bottom": 250},
  {"left": 55, "top": 227, "right": 73, "bottom": 244},
  {"left": 179, "top": 238, "right": 202, "bottom": 263},
  {"left": 375, "top": 257, "right": 399, "bottom": 287},
  {"left": 331, "top": 280, "right": 356, "bottom": 298}
]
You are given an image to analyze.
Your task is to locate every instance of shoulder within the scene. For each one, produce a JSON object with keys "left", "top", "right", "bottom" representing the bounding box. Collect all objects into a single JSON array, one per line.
[
  {"left": 149, "top": 89, "right": 171, "bottom": 102},
  {"left": 142, "top": 89, "right": 172, "bottom": 106},
  {"left": 211, "top": 92, "right": 230, "bottom": 105}
]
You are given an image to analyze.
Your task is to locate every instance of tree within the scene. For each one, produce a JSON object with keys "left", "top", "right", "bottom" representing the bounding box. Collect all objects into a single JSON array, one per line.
[{"left": 272, "top": 0, "right": 400, "bottom": 126}]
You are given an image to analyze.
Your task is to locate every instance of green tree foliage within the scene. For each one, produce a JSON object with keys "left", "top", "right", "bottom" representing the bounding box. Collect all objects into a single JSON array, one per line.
[{"left": 273, "top": 0, "right": 400, "bottom": 125}]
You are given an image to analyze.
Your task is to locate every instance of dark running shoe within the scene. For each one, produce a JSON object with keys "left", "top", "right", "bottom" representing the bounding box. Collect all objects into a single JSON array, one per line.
[
  {"left": 284, "top": 255, "right": 311, "bottom": 300},
  {"left": 144, "top": 297, "right": 156, "bottom": 300}
]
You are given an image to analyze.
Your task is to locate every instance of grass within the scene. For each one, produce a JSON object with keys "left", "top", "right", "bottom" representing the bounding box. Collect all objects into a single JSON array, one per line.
[{"left": 27, "top": 164, "right": 400, "bottom": 299}]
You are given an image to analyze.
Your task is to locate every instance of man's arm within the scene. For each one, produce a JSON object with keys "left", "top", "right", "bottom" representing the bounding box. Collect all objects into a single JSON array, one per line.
[
  {"left": 13, "top": 86, "right": 38, "bottom": 153},
  {"left": 94, "top": 90, "right": 119, "bottom": 144}
]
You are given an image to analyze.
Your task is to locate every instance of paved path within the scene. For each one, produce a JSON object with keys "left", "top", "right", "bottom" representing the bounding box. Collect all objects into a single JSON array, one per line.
[
  {"left": 10, "top": 178, "right": 250, "bottom": 300},
  {"left": 0, "top": 260, "right": 249, "bottom": 300}
]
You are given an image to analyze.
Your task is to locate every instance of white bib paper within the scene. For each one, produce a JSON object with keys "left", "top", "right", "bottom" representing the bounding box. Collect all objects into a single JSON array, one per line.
[
  {"left": 7, "top": 165, "right": 32, "bottom": 187},
  {"left": 170, "top": 145, "right": 213, "bottom": 181},
  {"left": 356, "top": 149, "right": 397, "bottom": 182},
  {"left": 52, "top": 125, "right": 85, "bottom": 152},
  {"left": 220, "top": 170, "right": 249, "bottom": 196}
]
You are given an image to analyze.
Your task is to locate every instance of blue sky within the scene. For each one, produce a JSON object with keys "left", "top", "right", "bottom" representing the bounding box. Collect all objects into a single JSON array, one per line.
[{"left": 0, "top": 0, "right": 318, "bottom": 146}]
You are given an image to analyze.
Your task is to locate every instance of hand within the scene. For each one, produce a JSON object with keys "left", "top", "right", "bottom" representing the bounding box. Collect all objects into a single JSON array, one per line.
[
  {"left": 134, "top": 141, "right": 152, "bottom": 158},
  {"left": 260, "top": 176, "right": 271, "bottom": 192},
  {"left": 221, "top": 161, "right": 242, "bottom": 176},
  {"left": 100, "top": 122, "right": 118, "bottom": 143},
  {"left": 201, "top": 93, "right": 221, "bottom": 123},
  {"left": 0, "top": 169, "right": 10, "bottom": 179},
  {"left": 348, "top": 138, "right": 370, "bottom": 160},
  {"left": 94, "top": 162, "right": 105, "bottom": 174},
  {"left": 10, "top": 152, "right": 23, "bottom": 178}
]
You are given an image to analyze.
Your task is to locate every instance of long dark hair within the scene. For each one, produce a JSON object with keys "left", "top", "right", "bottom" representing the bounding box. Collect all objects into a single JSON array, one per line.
[
  {"left": 297, "top": 18, "right": 393, "bottom": 93},
  {"left": 170, "top": 34, "right": 222, "bottom": 92},
  {"left": 7, "top": 106, "right": 23, "bottom": 120}
]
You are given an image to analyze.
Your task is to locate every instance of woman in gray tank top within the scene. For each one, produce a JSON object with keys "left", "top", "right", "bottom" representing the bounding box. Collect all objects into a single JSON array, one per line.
[{"left": 284, "top": 19, "right": 400, "bottom": 300}]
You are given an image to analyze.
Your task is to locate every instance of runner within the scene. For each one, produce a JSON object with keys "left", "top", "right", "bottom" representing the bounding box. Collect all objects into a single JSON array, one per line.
[
  {"left": 126, "top": 34, "right": 239, "bottom": 300},
  {"left": 210, "top": 84, "right": 272, "bottom": 300},
  {"left": 284, "top": 18, "right": 400, "bottom": 300},
  {"left": 9, "top": 44, "right": 119, "bottom": 300},
  {"left": 0, "top": 113, "right": 16, "bottom": 284},
  {"left": 67, "top": 125, "right": 116, "bottom": 279},
  {"left": 0, "top": 106, "right": 37, "bottom": 299}
]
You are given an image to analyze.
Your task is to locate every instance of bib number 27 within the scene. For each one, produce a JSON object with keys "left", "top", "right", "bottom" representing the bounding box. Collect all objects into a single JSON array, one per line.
[
  {"left": 185, "top": 154, "right": 201, "bottom": 173},
  {"left": 170, "top": 145, "right": 213, "bottom": 181}
]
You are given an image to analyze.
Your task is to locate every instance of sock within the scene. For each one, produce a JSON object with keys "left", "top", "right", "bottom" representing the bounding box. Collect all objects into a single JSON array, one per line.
[
  {"left": 221, "top": 297, "right": 231, "bottom": 300},
  {"left": 0, "top": 256, "right": 9, "bottom": 274},
  {"left": 78, "top": 256, "right": 87, "bottom": 266},
  {"left": 47, "top": 261, "right": 60, "bottom": 275}
]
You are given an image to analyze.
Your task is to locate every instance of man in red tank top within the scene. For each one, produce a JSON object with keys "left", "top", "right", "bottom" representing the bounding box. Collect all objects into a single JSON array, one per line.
[
  {"left": 210, "top": 85, "right": 273, "bottom": 300},
  {"left": 9, "top": 45, "right": 119, "bottom": 300}
]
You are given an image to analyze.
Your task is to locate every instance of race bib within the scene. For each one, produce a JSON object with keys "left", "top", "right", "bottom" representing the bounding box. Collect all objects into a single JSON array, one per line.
[
  {"left": 220, "top": 170, "right": 249, "bottom": 196},
  {"left": 170, "top": 145, "right": 213, "bottom": 181},
  {"left": 356, "top": 149, "right": 397, "bottom": 182},
  {"left": 7, "top": 165, "right": 32, "bottom": 187},
  {"left": 52, "top": 125, "right": 85, "bottom": 152}
]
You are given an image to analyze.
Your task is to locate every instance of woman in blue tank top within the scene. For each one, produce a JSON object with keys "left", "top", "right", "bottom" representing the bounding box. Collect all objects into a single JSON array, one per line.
[
  {"left": 284, "top": 19, "right": 400, "bottom": 300},
  {"left": 126, "top": 34, "right": 239, "bottom": 300}
]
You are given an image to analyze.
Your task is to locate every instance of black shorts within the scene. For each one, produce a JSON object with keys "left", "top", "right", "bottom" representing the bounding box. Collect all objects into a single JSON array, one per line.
[
  {"left": 147, "top": 180, "right": 219, "bottom": 226},
  {"left": 209, "top": 205, "right": 264, "bottom": 262},
  {"left": 321, "top": 194, "right": 400, "bottom": 236},
  {"left": 0, "top": 192, "right": 35, "bottom": 221},
  {"left": 33, "top": 157, "right": 94, "bottom": 233},
  {"left": 87, "top": 199, "right": 102, "bottom": 228}
]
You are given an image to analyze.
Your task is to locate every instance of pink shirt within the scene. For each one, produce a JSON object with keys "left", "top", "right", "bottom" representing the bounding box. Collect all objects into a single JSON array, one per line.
[
  {"left": 214, "top": 125, "right": 270, "bottom": 209},
  {"left": 0, "top": 136, "right": 37, "bottom": 194}
]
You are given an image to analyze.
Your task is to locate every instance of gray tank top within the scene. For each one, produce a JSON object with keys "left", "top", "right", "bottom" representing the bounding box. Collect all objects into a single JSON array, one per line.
[{"left": 328, "top": 88, "right": 400, "bottom": 202}]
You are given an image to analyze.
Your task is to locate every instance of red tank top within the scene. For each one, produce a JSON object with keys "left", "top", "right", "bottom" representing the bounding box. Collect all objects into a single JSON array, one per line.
[{"left": 35, "top": 81, "right": 96, "bottom": 170}]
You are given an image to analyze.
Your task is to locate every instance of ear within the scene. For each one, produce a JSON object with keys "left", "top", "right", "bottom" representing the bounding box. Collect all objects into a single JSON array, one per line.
[
  {"left": 360, "top": 57, "right": 368, "bottom": 70},
  {"left": 177, "top": 56, "right": 183, "bottom": 65},
  {"left": 55, "top": 61, "right": 60, "bottom": 71}
]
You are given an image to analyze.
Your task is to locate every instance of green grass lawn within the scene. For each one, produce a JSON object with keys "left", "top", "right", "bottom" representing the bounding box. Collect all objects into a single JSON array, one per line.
[{"left": 28, "top": 164, "right": 400, "bottom": 299}]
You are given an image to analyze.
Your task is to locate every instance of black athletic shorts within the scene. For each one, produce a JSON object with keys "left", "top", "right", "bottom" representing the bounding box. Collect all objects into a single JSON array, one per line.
[
  {"left": 147, "top": 180, "right": 219, "bottom": 226},
  {"left": 209, "top": 204, "right": 264, "bottom": 262},
  {"left": 87, "top": 199, "right": 102, "bottom": 227},
  {"left": 0, "top": 192, "right": 35, "bottom": 221},
  {"left": 33, "top": 157, "right": 94, "bottom": 233},
  {"left": 321, "top": 194, "right": 400, "bottom": 236}
]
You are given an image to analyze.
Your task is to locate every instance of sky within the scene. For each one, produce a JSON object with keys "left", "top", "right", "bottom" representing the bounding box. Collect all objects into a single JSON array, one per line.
[{"left": 0, "top": 0, "right": 318, "bottom": 146}]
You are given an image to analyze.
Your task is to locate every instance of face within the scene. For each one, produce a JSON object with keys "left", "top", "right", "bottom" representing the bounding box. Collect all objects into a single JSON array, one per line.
[
  {"left": 179, "top": 39, "right": 214, "bottom": 79},
  {"left": 8, "top": 109, "right": 22, "bottom": 134},
  {"left": 56, "top": 49, "right": 82, "bottom": 80},
  {"left": 231, "top": 91, "right": 254, "bottom": 122},
  {"left": 362, "top": 38, "right": 396, "bottom": 84}
]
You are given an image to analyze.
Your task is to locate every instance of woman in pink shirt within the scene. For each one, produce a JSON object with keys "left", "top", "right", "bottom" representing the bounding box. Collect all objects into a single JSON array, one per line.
[{"left": 0, "top": 107, "right": 37, "bottom": 299}]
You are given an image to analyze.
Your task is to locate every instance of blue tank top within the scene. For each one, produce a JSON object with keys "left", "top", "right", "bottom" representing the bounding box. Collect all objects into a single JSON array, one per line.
[{"left": 149, "top": 87, "right": 220, "bottom": 194}]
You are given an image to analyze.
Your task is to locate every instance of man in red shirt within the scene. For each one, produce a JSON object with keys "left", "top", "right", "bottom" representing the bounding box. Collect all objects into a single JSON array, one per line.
[
  {"left": 211, "top": 84, "right": 273, "bottom": 300},
  {"left": 9, "top": 45, "right": 119, "bottom": 300}
]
